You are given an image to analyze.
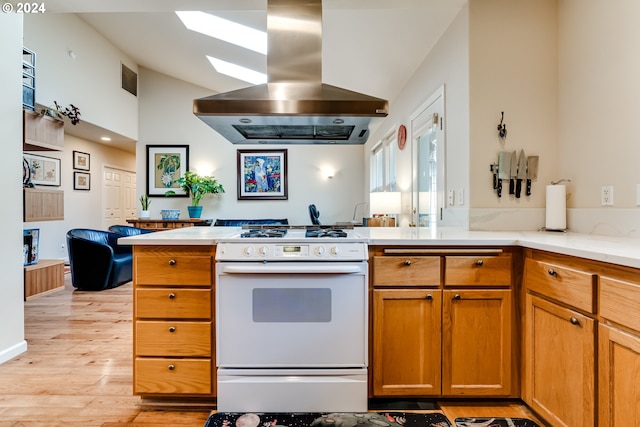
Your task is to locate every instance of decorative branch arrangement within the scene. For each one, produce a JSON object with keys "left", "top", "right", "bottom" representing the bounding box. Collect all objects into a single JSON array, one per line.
[{"left": 42, "top": 101, "right": 81, "bottom": 125}]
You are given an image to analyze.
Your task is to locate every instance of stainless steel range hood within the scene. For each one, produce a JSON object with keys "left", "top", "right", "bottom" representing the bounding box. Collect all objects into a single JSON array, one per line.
[{"left": 193, "top": 0, "right": 389, "bottom": 145}]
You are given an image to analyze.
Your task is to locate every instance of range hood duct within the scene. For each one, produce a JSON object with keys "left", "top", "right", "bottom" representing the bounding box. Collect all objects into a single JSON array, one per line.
[{"left": 193, "top": 0, "right": 389, "bottom": 145}]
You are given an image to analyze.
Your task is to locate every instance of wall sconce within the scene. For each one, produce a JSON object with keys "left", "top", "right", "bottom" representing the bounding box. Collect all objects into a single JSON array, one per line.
[{"left": 321, "top": 166, "right": 335, "bottom": 179}]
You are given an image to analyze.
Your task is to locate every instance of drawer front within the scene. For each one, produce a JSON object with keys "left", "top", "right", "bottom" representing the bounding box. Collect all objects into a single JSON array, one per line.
[
  {"left": 174, "top": 222, "right": 194, "bottom": 229},
  {"left": 134, "top": 358, "right": 212, "bottom": 395},
  {"left": 600, "top": 276, "right": 640, "bottom": 332},
  {"left": 525, "top": 258, "right": 595, "bottom": 313},
  {"left": 135, "top": 222, "right": 158, "bottom": 229},
  {"left": 373, "top": 256, "right": 440, "bottom": 287},
  {"left": 135, "top": 255, "right": 212, "bottom": 286},
  {"left": 136, "top": 321, "right": 211, "bottom": 356},
  {"left": 135, "top": 288, "right": 211, "bottom": 319},
  {"left": 445, "top": 255, "right": 512, "bottom": 287}
]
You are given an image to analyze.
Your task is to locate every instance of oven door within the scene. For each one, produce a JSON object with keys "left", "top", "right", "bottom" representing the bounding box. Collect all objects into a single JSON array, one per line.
[{"left": 216, "top": 261, "right": 368, "bottom": 368}]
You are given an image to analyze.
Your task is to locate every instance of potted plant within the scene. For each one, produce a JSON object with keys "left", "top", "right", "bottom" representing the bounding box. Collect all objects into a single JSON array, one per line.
[
  {"left": 139, "top": 194, "right": 151, "bottom": 219},
  {"left": 165, "top": 171, "right": 224, "bottom": 218},
  {"left": 41, "top": 101, "right": 81, "bottom": 125}
]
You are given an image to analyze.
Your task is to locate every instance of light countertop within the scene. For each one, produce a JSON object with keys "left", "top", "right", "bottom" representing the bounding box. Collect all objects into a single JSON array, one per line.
[{"left": 119, "top": 226, "right": 640, "bottom": 269}]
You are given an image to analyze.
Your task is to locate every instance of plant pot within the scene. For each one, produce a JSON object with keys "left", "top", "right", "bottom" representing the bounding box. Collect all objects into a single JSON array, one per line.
[
  {"left": 139, "top": 210, "right": 150, "bottom": 219},
  {"left": 187, "top": 205, "right": 203, "bottom": 219}
]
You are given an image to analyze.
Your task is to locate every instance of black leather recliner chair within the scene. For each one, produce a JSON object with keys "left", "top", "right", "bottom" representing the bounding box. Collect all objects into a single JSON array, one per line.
[
  {"left": 309, "top": 204, "right": 321, "bottom": 225},
  {"left": 108, "top": 225, "right": 155, "bottom": 236},
  {"left": 66, "top": 228, "right": 133, "bottom": 291}
]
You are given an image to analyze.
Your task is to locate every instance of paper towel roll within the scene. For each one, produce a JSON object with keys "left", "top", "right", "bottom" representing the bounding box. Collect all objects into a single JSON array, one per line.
[{"left": 545, "top": 185, "right": 566, "bottom": 230}]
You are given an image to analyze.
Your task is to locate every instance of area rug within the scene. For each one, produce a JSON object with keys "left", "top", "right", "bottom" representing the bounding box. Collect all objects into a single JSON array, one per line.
[
  {"left": 205, "top": 412, "right": 452, "bottom": 427},
  {"left": 454, "top": 418, "right": 540, "bottom": 427}
]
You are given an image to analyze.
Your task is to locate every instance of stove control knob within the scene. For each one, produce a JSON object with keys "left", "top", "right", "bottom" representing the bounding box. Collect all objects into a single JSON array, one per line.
[
  {"left": 314, "top": 246, "right": 326, "bottom": 256},
  {"left": 329, "top": 246, "right": 340, "bottom": 256},
  {"left": 258, "top": 246, "right": 269, "bottom": 256},
  {"left": 243, "top": 246, "right": 254, "bottom": 256}
]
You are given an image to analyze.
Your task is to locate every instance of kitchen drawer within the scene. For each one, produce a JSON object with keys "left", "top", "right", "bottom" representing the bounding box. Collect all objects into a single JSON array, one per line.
[
  {"left": 373, "top": 256, "right": 440, "bottom": 287},
  {"left": 525, "top": 258, "right": 595, "bottom": 313},
  {"left": 135, "top": 288, "right": 211, "bottom": 319},
  {"left": 444, "top": 255, "right": 512, "bottom": 287},
  {"left": 135, "top": 255, "right": 212, "bottom": 286},
  {"left": 600, "top": 276, "right": 640, "bottom": 332},
  {"left": 136, "top": 321, "right": 212, "bottom": 356},
  {"left": 134, "top": 358, "right": 212, "bottom": 395}
]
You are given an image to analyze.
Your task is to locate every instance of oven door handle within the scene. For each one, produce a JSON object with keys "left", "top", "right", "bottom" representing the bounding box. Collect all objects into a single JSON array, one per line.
[{"left": 221, "top": 265, "right": 363, "bottom": 274}]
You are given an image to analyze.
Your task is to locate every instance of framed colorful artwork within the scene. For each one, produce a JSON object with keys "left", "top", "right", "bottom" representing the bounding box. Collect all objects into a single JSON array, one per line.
[
  {"left": 237, "top": 149, "right": 288, "bottom": 200},
  {"left": 146, "top": 145, "right": 189, "bottom": 197},
  {"left": 23, "top": 153, "right": 61, "bottom": 186}
]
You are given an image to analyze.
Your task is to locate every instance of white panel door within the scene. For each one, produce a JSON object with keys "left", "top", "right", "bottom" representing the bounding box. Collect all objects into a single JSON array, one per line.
[{"left": 103, "top": 166, "right": 136, "bottom": 229}]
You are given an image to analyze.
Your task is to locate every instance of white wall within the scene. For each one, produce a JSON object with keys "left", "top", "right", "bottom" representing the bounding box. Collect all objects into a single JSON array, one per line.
[
  {"left": 24, "top": 137, "right": 136, "bottom": 260},
  {"left": 138, "top": 68, "right": 365, "bottom": 225},
  {"left": 0, "top": 14, "right": 27, "bottom": 363},
  {"left": 24, "top": 13, "right": 138, "bottom": 140}
]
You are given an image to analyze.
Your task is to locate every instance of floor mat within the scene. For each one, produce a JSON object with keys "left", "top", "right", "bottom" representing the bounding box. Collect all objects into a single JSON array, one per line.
[
  {"left": 205, "top": 412, "right": 452, "bottom": 427},
  {"left": 454, "top": 418, "right": 540, "bottom": 427}
]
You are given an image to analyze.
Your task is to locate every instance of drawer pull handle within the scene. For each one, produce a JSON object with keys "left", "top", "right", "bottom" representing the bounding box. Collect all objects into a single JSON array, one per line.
[
  {"left": 476, "top": 260, "right": 484, "bottom": 266},
  {"left": 168, "top": 293, "right": 176, "bottom": 299},
  {"left": 169, "top": 259, "right": 177, "bottom": 266},
  {"left": 168, "top": 364, "right": 175, "bottom": 371},
  {"left": 425, "top": 294, "right": 433, "bottom": 300},
  {"left": 570, "top": 317, "right": 580, "bottom": 326},
  {"left": 169, "top": 327, "right": 176, "bottom": 333},
  {"left": 404, "top": 260, "right": 412, "bottom": 266},
  {"left": 453, "top": 294, "right": 461, "bottom": 300},
  {"left": 548, "top": 268, "right": 557, "bottom": 276}
]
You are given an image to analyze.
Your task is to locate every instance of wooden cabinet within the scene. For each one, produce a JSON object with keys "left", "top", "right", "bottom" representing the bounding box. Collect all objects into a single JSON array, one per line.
[
  {"left": 127, "top": 218, "right": 212, "bottom": 231},
  {"left": 24, "top": 188, "right": 64, "bottom": 221},
  {"left": 23, "top": 259, "right": 65, "bottom": 300},
  {"left": 523, "top": 253, "right": 596, "bottom": 427},
  {"left": 371, "top": 248, "right": 515, "bottom": 398},
  {"left": 133, "top": 245, "right": 215, "bottom": 398},
  {"left": 23, "top": 109, "right": 64, "bottom": 151}
]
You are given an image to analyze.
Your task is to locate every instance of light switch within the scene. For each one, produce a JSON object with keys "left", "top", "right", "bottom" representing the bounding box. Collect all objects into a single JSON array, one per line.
[
  {"left": 448, "top": 189, "right": 454, "bottom": 206},
  {"left": 456, "top": 189, "right": 464, "bottom": 206}
]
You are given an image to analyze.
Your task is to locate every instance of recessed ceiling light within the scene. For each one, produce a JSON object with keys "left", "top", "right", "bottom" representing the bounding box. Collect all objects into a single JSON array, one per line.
[
  {"left": 175, "top": 11, "right": 267, "bottom": 55},
  {"left": 101, "top": 137, "right": 111, "bottom": 141},
  {"left": 207, "top": 56, "right": 267, "bottom": 85}
]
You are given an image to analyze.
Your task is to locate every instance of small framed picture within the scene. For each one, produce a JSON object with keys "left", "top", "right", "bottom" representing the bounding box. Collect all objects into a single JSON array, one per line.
[
  {"left": 73, "top": 151, "right": 90, "bottom": 171},
  {"left": 23, "top": 153, "right": 61, "bottom": 186},
  {"left": 74, "top": 171, "right": 90, "bottom": 190},
  {"left": 237, "top": 149, "right": 288, "bottom": 200}
]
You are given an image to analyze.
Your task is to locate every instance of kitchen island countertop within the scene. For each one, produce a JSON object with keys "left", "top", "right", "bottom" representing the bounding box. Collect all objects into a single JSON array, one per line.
[{"left": 119, "top": 226, "right": 640, "bottom": 269}]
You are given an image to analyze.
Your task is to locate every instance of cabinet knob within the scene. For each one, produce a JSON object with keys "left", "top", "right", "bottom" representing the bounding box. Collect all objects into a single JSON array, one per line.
[
  {"left": 169, "top": 259, "right": 177, "bottom": 266},
  {"left": 548, "top": 268, "right": 557, "bottom": 276},
  {"left": 570, "top": 317, "right": 579, "bottom": 325},
  {"left": 168, "top": 293, "right": 176, "bottom": 299},
  {"left": 476, "top": 259, "right": 484, "bottom": 266},
  {"left": 404, "top": 260, "right": 412, "bottom": 266},
  {"left": 453, "top": 294, "right": 461, "bottom": 300},
  {"left": 169, "top": 326, "right": 176, "bottom": 333},
  {"left": 168, "top": 364, "right": 175, "bottom": 371},
  {"left": 425, "top": 294, "right": 433, "bottom": 300}
]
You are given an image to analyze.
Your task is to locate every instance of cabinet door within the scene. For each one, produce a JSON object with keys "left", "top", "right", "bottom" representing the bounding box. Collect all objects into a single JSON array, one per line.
[
  {"left": 599, "top": 324, "right": 640, "bottom": 427},
  {"left": 442, "top": 289, "right": 512, "bottom": 396},
  {"left": 372, "top": 289, "right": 441, "bottom": 396},
  {"left": 524, "top": 293, "right": 595, "bottom": 427}
]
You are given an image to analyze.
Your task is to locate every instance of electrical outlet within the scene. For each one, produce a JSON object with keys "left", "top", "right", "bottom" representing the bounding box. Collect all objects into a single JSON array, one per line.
[
  {"left": 601, "top": 185, "right": 614, "bottom": 206},
  {"left": 448, "top": 189, "right": 455, "bottom": 206},
  {"left": 456, "top": 189, "right": 464, "bottom": 206}
]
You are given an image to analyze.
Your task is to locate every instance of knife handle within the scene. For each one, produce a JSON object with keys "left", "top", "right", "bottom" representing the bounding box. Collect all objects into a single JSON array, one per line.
[
  {"left": 515, "top": 179, "right": 522, "bottom": 198},
  {"left": 497, "top": 179, "right": 502, "bottom": 197},
  {"left": 493, "top": 173, "right": 498, "bottom": 189},
  {"left": 526, "top": 179, "right": 532, "bottom": 196},
  {"left": 509, "top": 178, "right": 515, "bottom": 195}
]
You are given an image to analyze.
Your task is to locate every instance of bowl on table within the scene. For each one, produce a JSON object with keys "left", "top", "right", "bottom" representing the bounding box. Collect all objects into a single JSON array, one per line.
[{"left": 160, "top": 209, "right": 180, "bottom": 220}]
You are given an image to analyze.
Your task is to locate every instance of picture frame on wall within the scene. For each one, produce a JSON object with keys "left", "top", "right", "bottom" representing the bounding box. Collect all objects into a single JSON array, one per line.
[
  {"left": 146, "top": 145, "right": 190, "bottom": 197},
  {"left": 23, "top": 153, "right": 61, "bottom": 186},
  {"left": 72, "top": 151, "right": 90, "bottom": 171},
  {"left": 237, "top": 149, "right": 288, "bottom": 200},
  {"left": 74, "top": 171, "right": 91, "bottom": 190}
]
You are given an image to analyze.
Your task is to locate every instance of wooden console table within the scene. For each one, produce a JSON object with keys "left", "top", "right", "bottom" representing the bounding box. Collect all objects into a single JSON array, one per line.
[
  {"left": 126, "top": 218, "right": 213, "bottom": 231},
  {"left": 24, "top": 259, "right": 65, "bottom": 300}
]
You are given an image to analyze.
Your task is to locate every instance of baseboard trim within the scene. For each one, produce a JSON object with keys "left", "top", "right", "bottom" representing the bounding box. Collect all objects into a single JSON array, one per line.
[{"left": 0, "top": 340, "right": 27, "bottom": 365}]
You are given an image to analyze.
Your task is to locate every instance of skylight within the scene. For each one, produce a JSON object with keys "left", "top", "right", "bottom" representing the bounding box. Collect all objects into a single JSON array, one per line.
[
  {"left": 175, "top": 11, "right": 267, "bottom": 55},
  {"left": 207, "top": 56, "right": 267, "bottom": 85}
]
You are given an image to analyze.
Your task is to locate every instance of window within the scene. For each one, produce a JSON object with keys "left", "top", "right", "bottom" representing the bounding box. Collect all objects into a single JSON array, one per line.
[{"left": 370, "top": 130, "right": 397, "bottom": 192}]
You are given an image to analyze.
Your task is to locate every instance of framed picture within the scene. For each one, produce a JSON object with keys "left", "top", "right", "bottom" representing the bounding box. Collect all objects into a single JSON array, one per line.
[
  {"left": 72, "top": 151, "right": 90, "bottom": 171},
  {"left": 23, "top": 153, "right": 61, "bottom": 186},
  {"left": 237, "top": 149, "right": 288, "bottom": 200},
  {"left": 146, "top": 145, "right": 190, "bottom": 197},
  {"left": 23, "top": 228, "right": 39, "bottom": 266},
  {"left": 74, "top": 171, "right": 91, "bottom": 190}
]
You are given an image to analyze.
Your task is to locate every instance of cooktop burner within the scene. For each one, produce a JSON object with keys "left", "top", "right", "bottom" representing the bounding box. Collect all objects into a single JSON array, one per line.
[
  {"left": 240, "top": 228, "right": 288, "bottom": 238},
  {"left": 305, "top": 228, "right": 347, "bottom": 238}
]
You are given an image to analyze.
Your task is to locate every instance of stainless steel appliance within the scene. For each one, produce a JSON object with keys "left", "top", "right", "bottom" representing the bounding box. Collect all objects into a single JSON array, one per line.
[{"left": 215, "top": 226, "right": 368, "bottom": 412}]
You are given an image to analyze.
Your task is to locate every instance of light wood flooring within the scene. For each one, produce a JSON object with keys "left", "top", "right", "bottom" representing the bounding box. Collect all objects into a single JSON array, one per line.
[{"left": 0, "top": 274, "right": 544, "bottom": 427}]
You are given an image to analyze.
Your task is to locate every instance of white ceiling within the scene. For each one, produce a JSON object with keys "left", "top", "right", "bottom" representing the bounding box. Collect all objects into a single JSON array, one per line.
[{"left": 44, "top": 0, "right": 467, "bottom": 152}]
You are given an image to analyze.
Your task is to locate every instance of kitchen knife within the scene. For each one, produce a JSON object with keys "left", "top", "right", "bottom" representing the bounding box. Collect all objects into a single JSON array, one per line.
[
  {"left": 515, "top": 149, "right": 526, "bottom": 198},
  {"left": 509, "top": 150, "right": 517, "bottom": 194},
  {"left": 526, "top": 155, "right": 539, "bottom": 196},
  {"left": 497, "top": 151, "right": 511, "bottom": 197}
]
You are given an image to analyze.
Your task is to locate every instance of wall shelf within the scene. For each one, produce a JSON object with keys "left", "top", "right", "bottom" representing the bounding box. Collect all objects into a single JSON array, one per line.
[
  {"left": 24, "top": 188, "right": 64, "bottom": 222},
  {"left": 23, "top": 109, "right": 64, "bottom": 151}
]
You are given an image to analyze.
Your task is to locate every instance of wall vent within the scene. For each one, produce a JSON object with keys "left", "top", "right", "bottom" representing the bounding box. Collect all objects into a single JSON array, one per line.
[{"left": 121, "top": 63, "right": 137, "bottom": 96}]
